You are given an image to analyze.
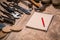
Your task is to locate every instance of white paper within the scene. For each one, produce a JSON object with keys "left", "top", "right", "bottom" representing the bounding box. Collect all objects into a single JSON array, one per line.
[{"left": 26, "top": 12, "right": 53, "bottom": 31}]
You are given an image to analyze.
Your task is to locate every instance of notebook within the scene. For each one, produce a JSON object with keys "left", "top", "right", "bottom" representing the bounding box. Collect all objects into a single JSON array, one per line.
[{"left": 26, "top": 12, "right": 53, "bottom": 31}]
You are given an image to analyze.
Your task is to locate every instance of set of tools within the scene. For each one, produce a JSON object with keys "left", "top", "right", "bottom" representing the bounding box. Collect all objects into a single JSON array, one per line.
[
  {"left": 0, "top": 0, "right": 31, "bottom": 29},
  {"left": 0, "top": 2, "right": 19, "bottom": 25}
]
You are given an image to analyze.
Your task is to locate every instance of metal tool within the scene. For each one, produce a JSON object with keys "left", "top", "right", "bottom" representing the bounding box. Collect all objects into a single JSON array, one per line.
[
  {"left": 13, "top": 4, "right": 31, "bottom": 15},
  {"left": 0, "top": 10, "right": 15, "bottom": 19},
  {"left": 7, "top": 0, "right": 31, "bottom": 15},
  {"left": 20, "top": 0, "right": 33, "bottom": 11},
  {"left": 0, "top": 2, "right": 14, "bottom": 13},
  {"left": 3, "top": 2, "right": 22, "bottom": 19},
  {"left": 0, "top": 15, "right": 15, "bottom": 25},
  {"left": 0, "top": 2, "right": 21, "bottom": 19},
  {"left": 7, "top": 0, "right": 30, "bottom": 15}
]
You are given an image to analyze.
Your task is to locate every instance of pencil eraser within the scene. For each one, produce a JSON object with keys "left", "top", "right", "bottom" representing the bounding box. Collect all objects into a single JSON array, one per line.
[{"left": 26, "top": 12, "right": 53, "bottom": 31}]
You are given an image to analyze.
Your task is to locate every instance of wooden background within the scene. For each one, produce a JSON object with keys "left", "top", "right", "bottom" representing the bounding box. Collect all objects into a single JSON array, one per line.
[{"left": 0, "top": 0, "right": 60, "bottom": 40}]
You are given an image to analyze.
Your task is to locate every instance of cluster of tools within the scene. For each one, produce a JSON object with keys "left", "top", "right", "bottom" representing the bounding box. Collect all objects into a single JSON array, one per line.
[
  {"left": 0, "top": 0, "right": 31, "bottom": 29},
  {"left": 0, "top": 0, "right": 60, "bottom": 29}
]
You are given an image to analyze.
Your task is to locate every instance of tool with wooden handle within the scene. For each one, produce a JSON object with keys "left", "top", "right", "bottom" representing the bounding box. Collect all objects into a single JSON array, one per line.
[
  {"left": 20, "top": 0, "right": 33, "bottom": 11},
  {"left": 0, "top": 2, "right": 14, "bottom": 13},
  {"left": 6, "top": 0, "right": 31, "bottom": 15},
  {"left": 0, "top": 10, "right": 15, "bottom": 19},
  {"left": 0, "top": 2, "right": 21, "bottom": 19},
  {"left": 13, "top": 4, "right": 31, "bottom": 15},
  {"left": 0, "top": 15, "right": 15, "bottom": 25},
  {"left": 28, "top": 0, "right": 41, "bottom": 8},
  {"left": 28, "top": 0, "right": 46, "bottom": 11}
]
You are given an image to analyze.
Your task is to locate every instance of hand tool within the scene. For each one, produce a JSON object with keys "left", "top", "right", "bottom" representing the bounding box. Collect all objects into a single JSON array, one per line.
[
  {"left": 0, "top": 2, "right": 14, "bottom": 13},
  {"left": 20, "top": 0, "right": 33, "bottom": 11},
  {"left": 5, "top": 1, "right": 31, "bottom": 15},
  {"left": 28, "top": 0, "right": 46, "bottom": 11},
  {"left": 13, "top": 4, "right": 31, "bottom": 15},
  {"left": 0, "top": 2, "right": 21, "bottom": 19},
  {"left": 9, "top": 2, "right": 31, "bottom": 14},
  {"left": 3, "top": 2, "right": 22, "bottom": 18},
  {"left": 0, "top": 15, "right": 15, "bottom": 25},
  {"left": 28, "top": 0, "right": 41, "bottom": 8},
  {"left": 0, "top": 10, "right": 15, "bottom": 19}
]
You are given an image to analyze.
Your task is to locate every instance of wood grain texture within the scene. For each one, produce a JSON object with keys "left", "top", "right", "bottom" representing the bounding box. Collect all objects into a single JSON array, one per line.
[
  {"left": 0, "top": 31, "right": 8, "bottom": 39},
  {"left": 6, "top": 5, "right": 60, "bottom": 40},
  {"left": 0, "top": 0, "right": 60, "bottom": 40}
]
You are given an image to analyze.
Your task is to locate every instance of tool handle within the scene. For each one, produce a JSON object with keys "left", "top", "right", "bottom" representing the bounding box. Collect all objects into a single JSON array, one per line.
[
  {"left": 3, "top": 2, "right": 9, "bottom": 7},
  {"left": 28, "top": 0, "right": 41, "bottom": 8},
  {"left": 0, "top": 10, "right": 15, "bottom": 19},
  {"left": 0, "top": 16, "right": 15, "bottom": 25},
  {"left": 3, "top": 16, "right": 15, "bottom": 25},
  {"left": 14, "top": 5, "right": 31, "bottom": 15},
  {"left": 0, "top": 2, "right": 14, "bottom": 13}
]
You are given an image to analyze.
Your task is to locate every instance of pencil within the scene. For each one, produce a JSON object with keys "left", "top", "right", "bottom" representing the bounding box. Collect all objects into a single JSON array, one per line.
[{"left": 41, "top": 17, "right": 45, "bottom": 27}]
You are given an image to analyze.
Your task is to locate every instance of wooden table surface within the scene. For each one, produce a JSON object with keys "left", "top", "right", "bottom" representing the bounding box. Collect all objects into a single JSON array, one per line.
[{"left": 0, "top": 0, "right": 60, "bottom": 40}]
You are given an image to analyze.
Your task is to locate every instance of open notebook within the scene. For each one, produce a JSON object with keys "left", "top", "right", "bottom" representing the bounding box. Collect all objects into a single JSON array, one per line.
[{"left": 26, "top": 12, "right": 53, "bottom": 31}]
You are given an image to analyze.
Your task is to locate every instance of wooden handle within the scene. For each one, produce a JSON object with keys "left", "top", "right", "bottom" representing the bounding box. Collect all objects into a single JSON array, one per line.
[{"left": 28, "top": 0, "right": 41, "bottom": 8}]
